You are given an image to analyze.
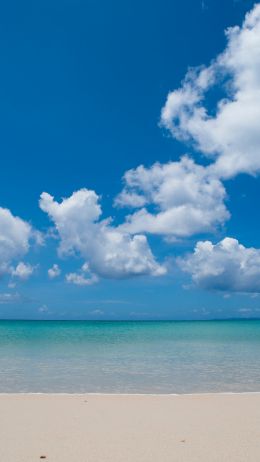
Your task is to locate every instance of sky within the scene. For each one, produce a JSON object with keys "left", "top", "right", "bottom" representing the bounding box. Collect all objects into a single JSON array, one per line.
[{"left": 0, "top": 0, "right": 260, "bottom": 320}]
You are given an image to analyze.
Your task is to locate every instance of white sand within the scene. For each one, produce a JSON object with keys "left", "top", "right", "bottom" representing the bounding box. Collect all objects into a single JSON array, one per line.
[{"left": 0, "top": 393, "right": 260, "bottom": 461}]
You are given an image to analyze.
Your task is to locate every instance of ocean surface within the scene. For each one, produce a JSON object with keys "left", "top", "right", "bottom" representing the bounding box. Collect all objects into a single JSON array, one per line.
[{"left": 0, "top": 320, "right": 260, "bottom": 393}]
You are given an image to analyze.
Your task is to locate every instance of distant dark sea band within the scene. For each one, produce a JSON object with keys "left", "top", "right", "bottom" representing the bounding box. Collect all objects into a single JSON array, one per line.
[{"left": 0, "top": 320, "right": 260, "bottom": 393}]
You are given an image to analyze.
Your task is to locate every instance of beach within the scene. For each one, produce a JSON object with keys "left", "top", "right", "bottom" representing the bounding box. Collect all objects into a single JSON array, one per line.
[
  {"left": 1, "top": 0, "right": 260, "bottom": 460},
  {"left": 0, "top": 392, "right": 260, "bottom": 461},
  {"left": 1, "top": 321, "right": 260, "bottom": 461}
]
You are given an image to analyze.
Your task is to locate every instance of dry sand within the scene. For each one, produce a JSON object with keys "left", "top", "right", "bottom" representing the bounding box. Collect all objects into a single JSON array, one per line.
[{"left": 0, "top": 393, "right": 260, "bottom": 461}]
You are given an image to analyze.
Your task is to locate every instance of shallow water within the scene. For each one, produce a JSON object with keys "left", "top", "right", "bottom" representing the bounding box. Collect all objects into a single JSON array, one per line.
[{"left": 0, "top": 320, "right": 260, "bottom": 393}]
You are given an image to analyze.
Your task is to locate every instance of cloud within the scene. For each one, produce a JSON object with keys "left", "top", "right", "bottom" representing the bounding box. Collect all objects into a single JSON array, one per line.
[
  {"left": 66, "top": 273, "right": 97, "bottom": 285},
  {"left": 0, "top": 206, "right": 36, "bottom": 278},
  {"left": 48, "top": 264, "right": 61, "bottom": 279},
  {"left": 116, "top": 156, "right": 229, "bottom": 238},
  {"left": 0, "top": 292, "right": 23, "bottom": 304},
  {"left": 0, "top": 291, "right": 34, "bottom": 304},
  {"left": 238, "top": 308, "right": 253, "bottom": 313},
  {"left": 66, "top": 263, "right": 98, "bottom": 286},
  {"left": 38, "top": 304, "right": 49, "bottom": 313},
  {"left": 11, "top": 262, "right": 34, "bottom": 280},
  {"left": 39, "top": 189, "right": 165, "bottom": 280},
  {"left": 179, "top": 237, "right": 260, "bottom": 293},
  {"left": 161, "top": 4, "right": 260, "bottom": 178},
  {"left": 89, "top": 309, "right": 104, "bottom": 316}
]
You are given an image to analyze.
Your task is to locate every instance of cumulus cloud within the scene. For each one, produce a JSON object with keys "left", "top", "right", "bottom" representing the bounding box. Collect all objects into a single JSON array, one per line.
[
  {"left": 66, "top": 263, "right": 98, "bottom": 286},
  {"left": 161, "top": 4, "right": 260, "bottom": 178},
  {"left": 11, "top": 262, "right": 34, "bottom": 280},
  {"left": 179, "top": 237, "right": 260, "bottom": 293},
  {"left": 48, "top": 264, "right": 61, "bottom": 279},
  {"left": 66, "top": 272, "right": 98, "bottom": 286},
  {"left": 39, "top": 189, "right": 165, "bottom": 280},
  {"left": 0, "top": 206, "right": 36, "bottom": 278},
  {"left": 115, "top": 156, "right": 229, "bottom": 238}
]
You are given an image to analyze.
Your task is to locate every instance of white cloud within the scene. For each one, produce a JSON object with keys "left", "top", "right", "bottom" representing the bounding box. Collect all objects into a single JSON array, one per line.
[
  {"left": 161, "top": 4, "right": 260, "bottom": 178},
  {"left": 66, "top": 273, "right": 97, "bottom": 286},
  {"left": 40, "top": 189, "right": 165, "bottom": 280},
  {"left": 116, "top": 156, "right": 229, "bottom": 238},
  {"left": 66, "top": 263, "right": 98, "bottom": 286},
  {"left": 0, "top": 207, "right": 36, "bottom": 278},
  {"left": 179, "top": 237, "right": 260, "bottom": 293},
  {"left": 11, "top": 262, "right": 34, "bottom": 280},
  {"left": 48, "top": 263, "right": 61, "bottom": 279}
]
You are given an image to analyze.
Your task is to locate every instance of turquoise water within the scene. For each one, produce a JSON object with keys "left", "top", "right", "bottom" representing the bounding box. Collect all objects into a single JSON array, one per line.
[{"left": 0, "top": 320, "right": 260, "bottom": 393}]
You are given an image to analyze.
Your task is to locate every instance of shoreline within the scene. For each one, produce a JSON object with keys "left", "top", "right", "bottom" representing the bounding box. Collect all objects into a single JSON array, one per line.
[{"left": 0, "top": 390, "right": 260, "bottom": 395}]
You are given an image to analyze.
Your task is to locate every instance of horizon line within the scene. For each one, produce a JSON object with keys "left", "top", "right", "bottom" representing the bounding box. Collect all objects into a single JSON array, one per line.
[{"left": 0, "top": 317, "right": 259, "bottom": 322}]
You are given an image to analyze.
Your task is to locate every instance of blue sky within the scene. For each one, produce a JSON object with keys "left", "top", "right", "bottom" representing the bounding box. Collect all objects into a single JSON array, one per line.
[{"left": 1, "top": 0, "right": 260, "bottom": 319}]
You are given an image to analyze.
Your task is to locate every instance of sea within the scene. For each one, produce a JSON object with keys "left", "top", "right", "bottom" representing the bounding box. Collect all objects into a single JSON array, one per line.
[{"left": 0, "top": 320, "right": 260, "bottom": 393}]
